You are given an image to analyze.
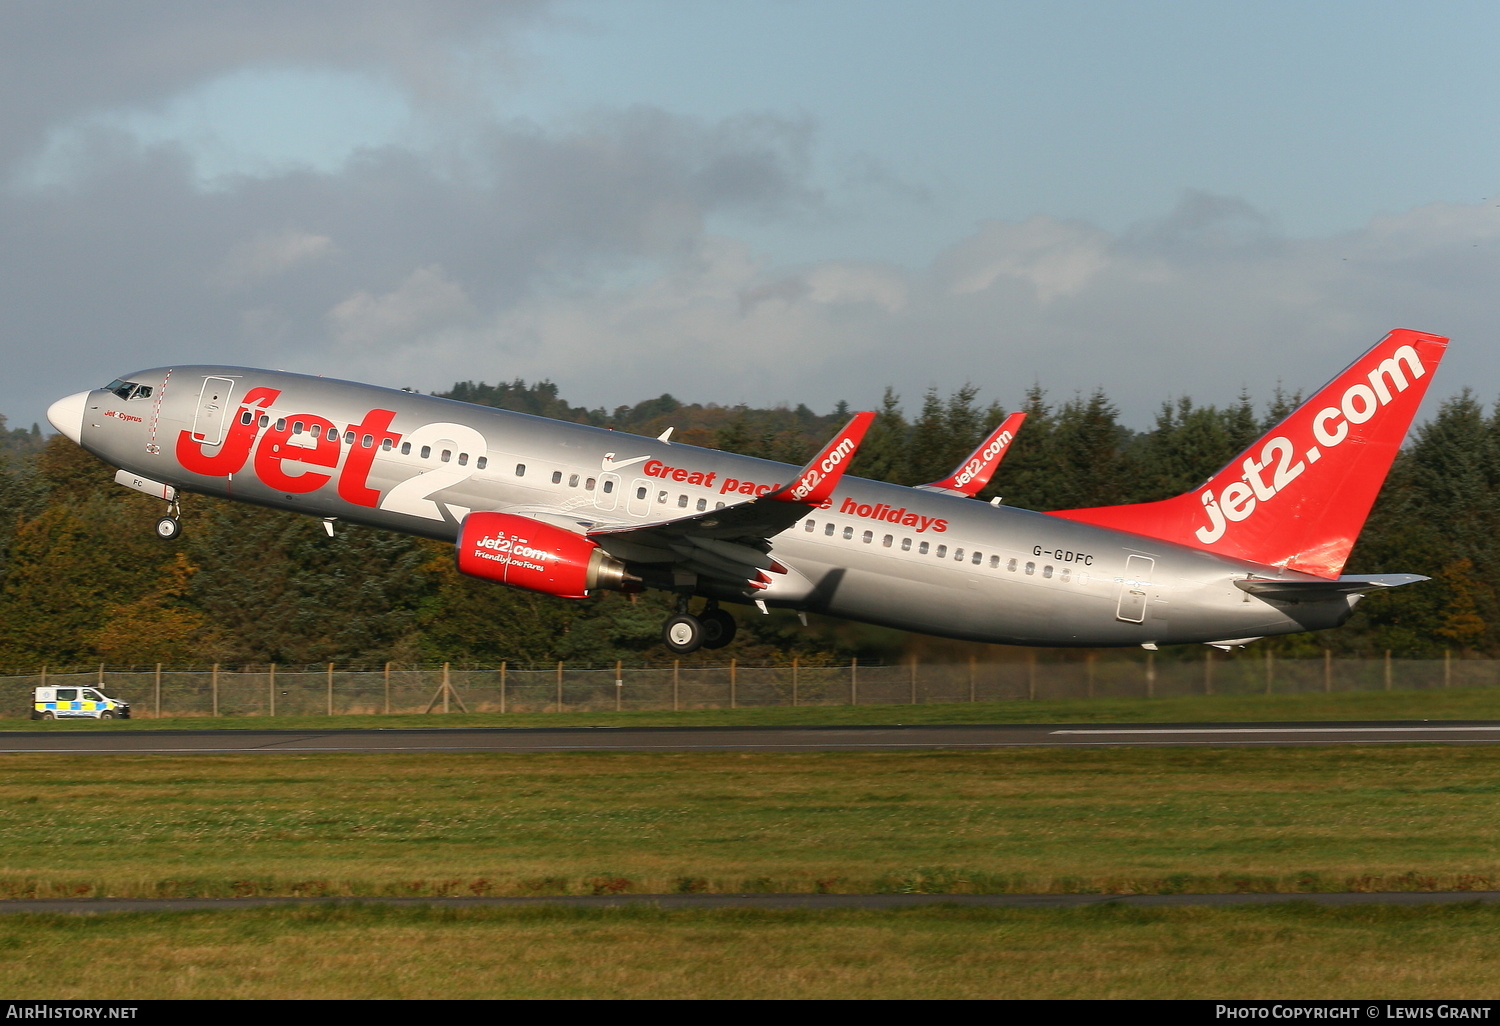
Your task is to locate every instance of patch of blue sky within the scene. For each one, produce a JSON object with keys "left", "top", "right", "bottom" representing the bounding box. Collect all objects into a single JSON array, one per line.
[{"left": 507, "top": 0, "right": 1500, "bottom": 265}]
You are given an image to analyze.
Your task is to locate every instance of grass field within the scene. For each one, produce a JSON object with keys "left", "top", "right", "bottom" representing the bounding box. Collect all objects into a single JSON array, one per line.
[
  {"left": 5, "top": 902, "right": 1500, "bottom": 999},
  {"left": 2, "top": 746, "right": 1499, "bottom": 899},
  {"left": 6, "top": 685, "right": 1500, "bottom": 730}
]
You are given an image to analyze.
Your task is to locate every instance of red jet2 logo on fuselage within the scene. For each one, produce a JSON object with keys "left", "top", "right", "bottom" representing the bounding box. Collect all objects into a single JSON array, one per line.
[{"left": 175, "top": 388, "right": 405, "bottom": 510}]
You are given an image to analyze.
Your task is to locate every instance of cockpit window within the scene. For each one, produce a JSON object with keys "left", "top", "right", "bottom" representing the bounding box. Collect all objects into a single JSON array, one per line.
[{"left": 104, "top": 379, "right": 152, "bottom": 400}]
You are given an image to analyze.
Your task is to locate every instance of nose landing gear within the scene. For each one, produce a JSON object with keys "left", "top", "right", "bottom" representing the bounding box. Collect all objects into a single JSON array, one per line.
[
  {"left": 154, "top": 498, "right": 182, "bottom": 541},
  {"left": 661, "top": 601, "right": 739, "bottom": 654}
]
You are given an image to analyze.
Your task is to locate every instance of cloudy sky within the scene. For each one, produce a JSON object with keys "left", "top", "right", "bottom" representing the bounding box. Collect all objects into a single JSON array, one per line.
[{"left": 3, "top": 0, "right": 1497, "bottom": 431}]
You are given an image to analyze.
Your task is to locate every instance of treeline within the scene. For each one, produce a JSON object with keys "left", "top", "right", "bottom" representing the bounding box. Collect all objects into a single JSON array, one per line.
[{"left": 0, "top": 378, "right": 1494, "bottom": 669}]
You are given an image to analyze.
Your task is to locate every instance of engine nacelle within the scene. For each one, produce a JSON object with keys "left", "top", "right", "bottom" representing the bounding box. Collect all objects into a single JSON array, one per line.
[{"left": 455, "top": 512, "right": 632, "bottom": 599}]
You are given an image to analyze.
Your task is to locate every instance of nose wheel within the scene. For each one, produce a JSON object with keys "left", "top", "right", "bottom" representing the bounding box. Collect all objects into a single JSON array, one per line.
[{"left": 154, "top": 498, "right": 182, "bottom": 541}]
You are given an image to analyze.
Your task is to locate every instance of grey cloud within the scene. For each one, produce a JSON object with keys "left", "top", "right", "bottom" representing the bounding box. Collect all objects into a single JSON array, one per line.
[
  {"left": 0, "top": 1, "right": 543, "bottom": 168},
  {"left": 0, "top": 105, "right": 826, "bottom": 424}
]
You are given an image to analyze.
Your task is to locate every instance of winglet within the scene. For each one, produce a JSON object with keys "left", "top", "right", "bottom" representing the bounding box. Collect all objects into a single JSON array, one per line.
[
  {"left": 771, "top": 411, "right": 876, "bottom": 506},
  {"left": 922, "top": 411, "right": 1026, "bottom": 496}
]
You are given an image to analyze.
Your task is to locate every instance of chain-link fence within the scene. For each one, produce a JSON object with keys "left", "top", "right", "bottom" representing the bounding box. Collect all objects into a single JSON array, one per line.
[{"left": 5, "top": 652, "right": 1497, "bottom": 719}]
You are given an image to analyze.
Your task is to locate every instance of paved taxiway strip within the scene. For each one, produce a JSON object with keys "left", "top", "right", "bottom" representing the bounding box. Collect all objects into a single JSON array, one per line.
[
  {"left": 3, "top": 892, "right": 1499, "bottom": 915},
  {"left": 2, "top": 721, "right": 1500, "bottom": 753}
]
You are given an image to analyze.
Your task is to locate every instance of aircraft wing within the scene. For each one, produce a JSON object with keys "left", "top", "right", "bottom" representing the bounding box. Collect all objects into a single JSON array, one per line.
[
  {"left": 586, "top": 412, "right": 875, "bottom": 591},
  {"left": 915, "top": 411, "right": 1026, "bottom": 497}
]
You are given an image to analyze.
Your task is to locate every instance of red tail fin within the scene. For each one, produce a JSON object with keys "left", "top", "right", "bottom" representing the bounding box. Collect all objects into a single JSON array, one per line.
[
  {"left": 1047, "top": 329, "right": 1449, "bottom": 578},
  {"left": 922, "top": 411, "right": 1027, "bottom": 496}
]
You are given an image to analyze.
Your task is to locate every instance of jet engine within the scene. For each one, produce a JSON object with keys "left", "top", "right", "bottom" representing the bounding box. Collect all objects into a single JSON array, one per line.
[{"left": 455, "top": 511, "right": 634, "bottom": 599}]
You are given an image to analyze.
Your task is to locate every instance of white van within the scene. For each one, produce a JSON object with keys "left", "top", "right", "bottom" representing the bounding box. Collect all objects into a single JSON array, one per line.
[{"left": 32, "top": 686, "right": 131, "bottom": 720}]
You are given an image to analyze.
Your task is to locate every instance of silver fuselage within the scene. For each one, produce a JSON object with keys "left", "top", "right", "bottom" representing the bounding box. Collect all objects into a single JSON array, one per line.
[{"left": 77, "top": 366, "right": 1360, "bottom": 647}]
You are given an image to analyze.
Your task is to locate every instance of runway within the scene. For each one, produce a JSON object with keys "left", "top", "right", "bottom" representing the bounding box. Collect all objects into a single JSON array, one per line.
[
  {"left": 3, "top": 721, "right": 1500, "bottom": 753},
  {"left": 2, "top": 892, "right": 1498, "bottom": 914}
]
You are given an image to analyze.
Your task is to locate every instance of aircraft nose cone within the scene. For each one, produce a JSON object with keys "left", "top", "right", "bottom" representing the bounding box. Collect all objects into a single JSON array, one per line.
[{"left": 46, "top": 391, "right": 90, "bottom": 444}]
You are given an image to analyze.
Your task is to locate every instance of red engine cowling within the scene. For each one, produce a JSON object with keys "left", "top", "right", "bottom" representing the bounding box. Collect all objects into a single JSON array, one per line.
[{"left": 455, "top": 512, "right": 632, "bottom": 599}]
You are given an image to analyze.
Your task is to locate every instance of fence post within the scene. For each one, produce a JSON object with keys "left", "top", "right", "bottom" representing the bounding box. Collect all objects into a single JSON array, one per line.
[
  {"left": 1444, "top": 649, "right": 1451, "bottom": 689},
  {"left": 1027, "top": 651, "right": 1036, "bottom": 701},
  {"left": 730, "top": 658, "right": 738, "bottom": 709},
  {"left": 500, "top": 661, "right": 506, "bottom": 714},
  {"left": 910, "top": 656, "right": 918, "bottom": 705},
  {"left": 972, "top": 655, "right": 979, "bottom": 703},
  {"left": 1146, "top": 652, "right": 1155, "bottom": 699},
  {"left": 40, "top": 666, "right": 46, "bottom": 692},
  {"left": 327, "top": 662, "right": 334, "bottom": 717},
  {"left": 791, "top": 656, "right": 798, "bottom": 707},
  {"left": 1384, "top": 650, "right": 1392, "bottom": 691},
  {"left": 673, "top": 660, "right": 680, "bottom": 712},
  {"left": 269, "top": 663, "right": 276, "bottom": 718},
  {"left": 616, "top": 660, "right": 623, "bottom": 712},
  {"left": 384, "top": 662, "right": 391, "bottom": 715},
  {"left": 443, "top": 662, "right": 451, "bottom": 714},
  {"left": 1324, "top": 650, "right": 1332, "bottom": 693},
  {"left": 212, "top": 663, "right": 219, "bottom": 717},
  {"left": 1087, "top": 652, "right": 1095, "bottom": 698},
  {"left": 556, "top": 661, "right": 563, "bottom": 712},
  {"left": 99, "top": 663, "right": 105, "bottom": 688},
  {"left": 1264, "top": 649, "right": 1273, "bottom": 694},
  {"left": 154, "top": 662, "right": 161, "bottom": 719},
  {"left": 1204, "top": 649, "right": 1213, "bottom": 696},
  {"left": 850, "top": 657, "right": 857, "bottom": 706}
]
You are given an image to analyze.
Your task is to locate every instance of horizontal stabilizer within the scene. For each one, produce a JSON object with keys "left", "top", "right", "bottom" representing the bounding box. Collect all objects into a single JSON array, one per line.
[{"left": 1235, "top": 573, "right": 1429, "bottom": 602}]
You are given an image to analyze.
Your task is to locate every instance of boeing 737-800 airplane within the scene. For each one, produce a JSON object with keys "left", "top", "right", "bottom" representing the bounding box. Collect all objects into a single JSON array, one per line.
[{"left": 46, "top": 330, "right": 1444, "bottom": 653}]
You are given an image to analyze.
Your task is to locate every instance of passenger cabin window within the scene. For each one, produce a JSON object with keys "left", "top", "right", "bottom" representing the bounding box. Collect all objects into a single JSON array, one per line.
[
  {"left": 882, "top": 535, "right": 893, "bottom": 548},
  {"left": 457, "top": 453, "right": 468, "bottom": 466},
  {"left": 602, "top": 479, "right": 613, "bottom": 493},
  {"left": 919, "top": 541, "right": 929, "bottom": 555},
  {"left": 1007, "top": 558, "right": 1017, "bottom": 572},
  {"left": 862, "top": 530, "right": 873, "bottom": 544},
  {"left": 657, "top": 490, "right": 667, "bottom": 503},
  {"left": 258, "top": 415, "right": 269, "bottom": 428},
  {"left": 362, "top": 435, "right": 373, "bottom": 448},
  {"left": 935, "top": 545, "right": 947, "bottom": 559},
  {"left": 696, "top": 498, "right": 707, "bottom": 511},
  {"left": 240, "top": 411, "right": 252, "bottom": 425},
  {"left": 476, "top": 457, "right": 487, "bottom": 470},
  {"left": 441, "top": 450, "right": 452, "bottom": 463},
  {"left": 1025, "top": 562, "right": 1035, "bottom": 575},
  {"left": 1043, "top": 565, "right": 1054, "bottom": 579},
  {"left": 989, "top": 555, "right": 1000, "bottom": 568},
  {"left": 381, "top": 438, "right": 392, "bottom": 450},
  {"left": 400, "top": 442, "right": 411, "bottom": 455},
  {"left": 292, "top": 421, "right": 304, "bottom": 434},
  {"left": 311, "top": 425, "right": 322, "bottom": 438},
  {"left": 805, "top": 520, "right": 815, "bottom": 532},
  {"left": 824, "top": 523, "right": 835, "bottom": 536},
  {"left": 345, "top": 430, "right": 355, "bottom": 444},
  {"left": 420, "top": 446, "right": 431, "bottom": 459},
  {"left": 516, "top": 463, "right": 526, "bottom": 477},
  {"left": 555, "top": 472, "right": 565, "bottom": 485},
  {"left": 972, "top": 552, "right": 982, "bottom": 565},
  {"left": 677, "top": 495, "right": 688, "bottom": 507},
  {"left": 275, "top": 418, "right": 286, "bottom": 432},
  {"left": 842, "top": 527, "right": 854, "bottom": 540},
  {"left": 1060, "top": 568, "right": 1071, "bottom": 582},
  {"left": 901, "top": 538, "right": 912, "bottom": 551},
  {"left": 953, "top": 548, "right": 964, "bottom": 561},
  {"left": 569, "top": 474, "right": 580, "bottom": 488},
  {"left": 585, "top": 478, "right": 596, "bottom": 490}
]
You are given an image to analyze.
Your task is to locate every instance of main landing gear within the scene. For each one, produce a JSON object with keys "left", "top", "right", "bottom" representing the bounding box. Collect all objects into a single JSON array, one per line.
[{"left": 661, "top": 600, "right": 738, "bottom": 654}]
